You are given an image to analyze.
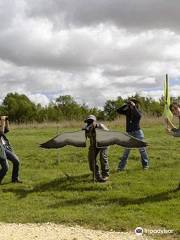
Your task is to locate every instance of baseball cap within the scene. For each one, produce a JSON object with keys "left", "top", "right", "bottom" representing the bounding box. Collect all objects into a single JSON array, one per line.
[{"left": 84, "top": 115, "right": 97, "bottom": 123}]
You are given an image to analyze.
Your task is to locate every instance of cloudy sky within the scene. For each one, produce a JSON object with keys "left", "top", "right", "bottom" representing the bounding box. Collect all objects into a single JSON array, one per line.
[{"left": 0, "top": 0, "right": 180, "bottom": 107}]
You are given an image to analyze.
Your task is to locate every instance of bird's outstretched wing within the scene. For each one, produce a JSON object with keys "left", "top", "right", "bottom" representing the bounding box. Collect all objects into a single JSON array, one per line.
[
  {"left": 40, "top": 130, "right": 86, "bottom": 149},
  {"left": 96, "top": 129, "right": 148, "bottom": 148}
]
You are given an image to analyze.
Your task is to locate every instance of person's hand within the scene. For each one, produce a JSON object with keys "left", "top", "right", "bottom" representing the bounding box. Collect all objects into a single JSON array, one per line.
[
  {"left": 164, "top": 117, "right": 176, "bottom": 129},
  {"left": 165, "top": 127, "right": 172, "bottom": 134},
  {"left": 129, "top": 101, "right": 135, "bottom": 106},
  {"left": 128, "top": 101, "right": 136, "bottom": 109},
  {"left": 92, "top": 121, "right": 97, "bottom": 128}
]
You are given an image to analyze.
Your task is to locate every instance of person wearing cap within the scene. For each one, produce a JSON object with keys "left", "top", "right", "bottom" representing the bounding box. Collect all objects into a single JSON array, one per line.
[
  {"left": 0, "top": 116, "right": 22, "bottom": 184},
  {"left": 84, "top": 115, "right": 109, "bottom": 182},
  {"left": 116, "top": 99, "right": 149, "bottom": 171}
]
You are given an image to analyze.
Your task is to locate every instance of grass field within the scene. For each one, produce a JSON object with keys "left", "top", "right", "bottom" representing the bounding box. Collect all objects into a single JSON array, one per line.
[{"left": 0, "top": 119, "right": 179, "bottom": 239}]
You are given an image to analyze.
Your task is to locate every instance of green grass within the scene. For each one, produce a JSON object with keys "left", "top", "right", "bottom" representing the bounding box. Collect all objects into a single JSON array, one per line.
[{"left": 0, "top": 122, "right": 179, "bottom": 239}]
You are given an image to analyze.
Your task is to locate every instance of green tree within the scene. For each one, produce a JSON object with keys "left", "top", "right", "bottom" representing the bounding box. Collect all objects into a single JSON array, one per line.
[
  {"left": 104, "top": 97, "right": 124, "bottom": 120},
  {"left": 56, "top": 95, "right": 84, "bottom": 120},
  {"left": 2, "top": 93, "right": 36, "bottom": 123}
]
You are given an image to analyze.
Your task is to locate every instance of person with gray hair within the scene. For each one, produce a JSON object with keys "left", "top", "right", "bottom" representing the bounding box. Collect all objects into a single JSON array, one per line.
[{"left": 83, "top": 115, "right": 109, "bottom": 182}]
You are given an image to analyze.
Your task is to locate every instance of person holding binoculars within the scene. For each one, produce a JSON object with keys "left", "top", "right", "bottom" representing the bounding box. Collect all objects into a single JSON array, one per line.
[{"left": 0, "top": 115, "right": 22, "bottom": 184}]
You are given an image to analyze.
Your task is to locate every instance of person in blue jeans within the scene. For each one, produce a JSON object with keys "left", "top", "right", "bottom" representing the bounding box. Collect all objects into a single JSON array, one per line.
[
  {"left": 117, "top": 98, "right": 149, "bottom": 171},
  {"left": 0, "top": 115, "right": 22, "bottom": 184}
]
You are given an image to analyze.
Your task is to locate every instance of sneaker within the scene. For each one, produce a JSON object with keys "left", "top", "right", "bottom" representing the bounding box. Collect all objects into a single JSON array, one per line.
[
  {"left": 102, "top": 176, "right": 109, "bottom": 181},
  {"left": 143, "top": 166, "right": 149, "bottom": 170},
  {"left": 12, "top": 179, "right": 23, "bottom": 183},
  {"left": 96, "top": 176, "right": 106, "bottom": 183},
  {"left": 102, "top": 173, "right": 109, "bottom": 180}
]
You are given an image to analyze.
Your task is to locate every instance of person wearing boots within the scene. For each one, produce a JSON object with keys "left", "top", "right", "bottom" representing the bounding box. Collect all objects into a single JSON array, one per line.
[{"left": 83, "top": 115, "right": 110, "bottom": 182}]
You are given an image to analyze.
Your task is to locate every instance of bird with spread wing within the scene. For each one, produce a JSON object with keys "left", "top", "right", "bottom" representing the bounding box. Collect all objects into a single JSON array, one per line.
[
  {"left": 40, "top": 117, "right": 147, "bottom": 181},
  {"left": 40, "top": 126, "right": 148, "bottom": 149}
]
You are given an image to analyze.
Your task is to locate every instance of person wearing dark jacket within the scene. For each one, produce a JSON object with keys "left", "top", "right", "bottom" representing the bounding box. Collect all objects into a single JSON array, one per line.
[
  {"left": 0, "top": 116, "right": 22, "bottom": 184},
  {"left": 117, "top": 99, "right": 149, "bottom": 171}
]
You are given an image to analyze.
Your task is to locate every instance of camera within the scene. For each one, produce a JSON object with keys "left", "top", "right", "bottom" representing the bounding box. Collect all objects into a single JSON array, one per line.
[{"left": 121, "top": 103, "right": 129, "bottom": 111}]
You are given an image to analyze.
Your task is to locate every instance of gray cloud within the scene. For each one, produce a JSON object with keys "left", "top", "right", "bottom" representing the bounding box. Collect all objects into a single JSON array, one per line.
[
  {"left": 27, "top": 0, "right": 180, "bottom": 32},
  {"left": 0, "top": 0, "right": 179, "bottom": 107}
]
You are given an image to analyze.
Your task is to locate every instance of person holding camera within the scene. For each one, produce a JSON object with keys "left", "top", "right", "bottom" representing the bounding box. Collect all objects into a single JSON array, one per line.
[
  {"left": 0, "top": 116, "right": 22, "bottom": 184},
  {"left": 116, "top": 98, "right": 149, "bottom": 171},
  {"left": 83, "top": 115, "right": 110, "bottom": 182}
]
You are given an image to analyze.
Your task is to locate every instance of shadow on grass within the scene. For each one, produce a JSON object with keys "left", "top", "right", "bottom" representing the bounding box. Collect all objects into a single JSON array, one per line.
[
  {"left": 101, "top": 187, "right": 180, "bottom": 206},
  {"left": 49, "top": 195, "right": 99, "bottom": 208},
  {"left": 2, "top": 173, "right": 108, "bottom": 198},
  {"left": 48, "top": 186, "right": 180, "bottom": 208},
  {"left": 2, "top": 173, "right": 179, "bottom": 209}
]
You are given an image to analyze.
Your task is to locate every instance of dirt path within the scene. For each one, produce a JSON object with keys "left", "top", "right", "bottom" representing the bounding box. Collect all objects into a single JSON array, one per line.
[{"left": 0, "top": 223, "right": 154, "bottom": 240}]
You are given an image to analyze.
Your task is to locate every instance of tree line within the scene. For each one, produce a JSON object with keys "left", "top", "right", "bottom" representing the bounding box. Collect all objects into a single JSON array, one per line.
[{"left": 0, "top": 92, "right": 179, "bottom": 123}]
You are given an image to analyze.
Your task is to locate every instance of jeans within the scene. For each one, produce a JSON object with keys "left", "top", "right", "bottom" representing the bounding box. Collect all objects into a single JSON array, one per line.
[
  {"left": 118, "top": 129, "right": 149, "bottom": 170},
  {"left": 88, "top": 146, "right": 109, "bottom": 178},
  {"left": 0, "top": 148, "right": 20, "bottom": 183}
]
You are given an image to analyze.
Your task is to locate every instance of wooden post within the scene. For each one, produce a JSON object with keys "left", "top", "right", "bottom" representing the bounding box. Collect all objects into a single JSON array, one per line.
[{"left": 56, "top": 126, "right": 60, "bottom": 165}]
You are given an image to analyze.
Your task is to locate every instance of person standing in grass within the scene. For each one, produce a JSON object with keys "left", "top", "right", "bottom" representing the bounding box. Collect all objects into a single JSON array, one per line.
[
  {"left": 165, "top": 102, "right": 180, "bottom": 137},
  {"left": 0, "top": 115, "right": 22, "bottom": 184},
  {"left": 165, "top": 102, "right": 180, "bottom": 189},
  {"left": 116, "top": 98, "right": 149, "bottom": 171},
  {"left": 83, "top": 115, "right": 110, "bottom": 182}
]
